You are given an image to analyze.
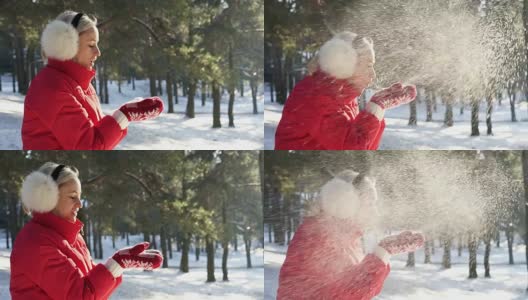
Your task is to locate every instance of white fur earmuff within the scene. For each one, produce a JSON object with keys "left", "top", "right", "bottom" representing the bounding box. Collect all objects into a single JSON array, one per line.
[
  {"left": 41, "top": 20, "right": 79, "bottom": 61},
  {"left": 20, "top": 171, "right": 59, "bottom": 213},
  {"left": 319, "top": 177, "right": 362, "bottom": 219},
  {"left": 319, "top": 38, "right": 358, "bottom": 79}
]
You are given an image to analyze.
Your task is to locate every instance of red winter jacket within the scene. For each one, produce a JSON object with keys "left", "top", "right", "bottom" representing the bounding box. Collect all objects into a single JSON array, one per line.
[
  {"left": 22, "top": 59, "right": 127, "bottom": 150},
  {"left": 10, "top": 213, "right": 122, "bottom": 299},
  {"left": 277, "top": 216, "right": 390, "bottom": 300},
  {"left": 275, "top": 71, "right": 385, "bottom": 150}
]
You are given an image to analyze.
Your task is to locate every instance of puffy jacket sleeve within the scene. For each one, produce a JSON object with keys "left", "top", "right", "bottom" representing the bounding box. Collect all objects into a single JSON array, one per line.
[
  {"left": 278, "top": 218, "right": 390, "bottom": 300},
  {"left": 312, "top": 254, "right": 390, "bottom": 300},
  {"left": 368, "top": 119, "right": 386, "bottom": 150},
  {"left": 309, "top": 100, "right": 384, "bottom": 150},
  {"left": 40, "top": 91, "right": 125, "bottom": 150},
  {"left": 34, "top": 245, "right": 119, "bottom": 300}
]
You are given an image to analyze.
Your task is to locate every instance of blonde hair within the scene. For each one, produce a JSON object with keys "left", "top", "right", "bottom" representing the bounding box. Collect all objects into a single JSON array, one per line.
[
  {"left": 37, "top": 162, "right": 80, "bottom": 187},
  {"left": 55, "top": 10, "right": 98, "bottom": 34}
]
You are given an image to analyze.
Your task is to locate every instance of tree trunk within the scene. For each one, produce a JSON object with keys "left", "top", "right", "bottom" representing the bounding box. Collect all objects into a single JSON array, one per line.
[
  {"left": 409, "top": 99, "right": 417, "bottom": 125},
  {"left": 484, "top": 235, "right": 491, "bottom": 278},
  {"left": 160, "top": 226, "right": 168, "bottom": 268},
  {"left": 426, "top": 89, "right": 433, "bottom": 121},
  {"left": 458, "top": 235, "right": 463, "bottom": 257},
  {"left": 180, "top": 235, "right": 190, "bottom": 272},
  {"left": 118, "top": 78, "right": 122, "bottom": 94},
  {"left": 222, "top": 241, "right": 229, "bottom": 281},
  {"left": 206, "top": 236, "right": 216, "bottom": 282},
  {"left": 228, "top": 86, "right": 235, "bottom": 127},
  {"left": 168, "top": 235, "right": 173, "bottom": 259},
  {"left": 103, "top": 70, "right": 109, "bottom": 104},
  {"left": 186, "top": 80, "right": 196, "bottom": 118},
  {"left": 269, "top": 81, "right": 275, "bottom": 103},
  {"left": 251, "top": 78, "right": 258, "bottom": 114},
  {"left": 442, "top": 237, "right": 451, "bottom": 269},
  {"left": 444, "top": 95, "right": 453, "bottom": 127},
  {"left": 521, "top": 150, "right": 528, "bottom": 291},
  {"left": 471, "top": 98, "right": 479, "bottom": 136},
  {"left": 244, "top": 232, "right": 252, "bottom": 268},
  {"left": 212, "top": 81, "right": 222, "bottom": 128},
  {"left": 510, "top": 88, "right": 517, "bottom": 122},
  {"left": 406, "top": 252, "right": 415, "bottom": 267},
  {"left": 424, "top": 240, "right": 431, "bottom": 263},
  {"left": 201, "top": 81, "right": 206, "bottom": 106},
  {"left": 15, "top": 35, "right": 28, "bottom": 95},
  {"left": 173, "top": 78, "right": 178, "bottom": 104},
  {"left": 228, "top": 46, "right": 236, "bottom": 127},
  {"left": 507, "top": 227, "right": 514, "bottom": 264},
  {"left": 97, "top": 227, "right": 103, "bottom": 259},
  {"left": 195, "top": 236, "right": 200, "bottom": 261},
  {"left": 149, "top": 74, "right": 157, "bottom": 96},
  {"left": 158, "top": 77, "right": 163, "bottom": 96},
  {"left": 132, "top": 76, "right": 135, "bottom": 90},
  {"left": 167, "top": 71, "right": 174, "bottom": 113},
  {"left": 468, "top": 233, "right": 478, "bottom": 279},
  {"left": 240, "top": 77, "right": 244, "bottom": 97},
  {"left": 272, "top": 45, "right": 287, "bottom": 104},
  {"left": 486, "top": 95, "right": 493, "bottom": 135},
  {"left": 98, "top": 66, "right": 104, "bottom": 99}
]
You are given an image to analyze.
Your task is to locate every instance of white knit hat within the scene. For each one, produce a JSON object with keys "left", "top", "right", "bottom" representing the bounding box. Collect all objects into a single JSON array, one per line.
[
  {"left": 21, "top": 171, "right": 60, "bottom": 213},
  {"left": 318, "top": 31, "right": 374, "bottom": 79}
]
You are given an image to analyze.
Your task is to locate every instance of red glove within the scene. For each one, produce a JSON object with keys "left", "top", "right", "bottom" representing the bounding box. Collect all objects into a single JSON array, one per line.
[
  {"left": 378, "top": 231, "right": 425, "bottom": 255},
  {"left": 366, "top": 83, "right": 417, "bottom": 120},
  {"left": 105, "top": 242, "right": 163, "bottom": 277},
  {"left": 119, "top": 97, "right": 164, "bottom": 121}
]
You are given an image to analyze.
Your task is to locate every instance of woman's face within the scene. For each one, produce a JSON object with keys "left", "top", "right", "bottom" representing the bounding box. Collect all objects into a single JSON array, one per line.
[
  {"left": 72, "top": 27, "right": 101, "bottom": 70},
  {"left": 52, "top": 179, "right": 82, "bottom": 223},
  {"left": 349, "top": 50, "right": 376, "bottom": 92}
]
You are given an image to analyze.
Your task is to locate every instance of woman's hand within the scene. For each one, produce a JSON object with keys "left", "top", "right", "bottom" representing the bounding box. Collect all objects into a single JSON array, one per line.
[
  {"left": 113, "top": 97, "right": 164, "bottom": 129},
  {"left": 105, "top": 242, "right": 163, "bottom": 277},
  {"left": 366, "top": 83, "right": 417, "bottom": 120},
  {"left": 378, "top": 231, "right": 425, "bottom": 255}
]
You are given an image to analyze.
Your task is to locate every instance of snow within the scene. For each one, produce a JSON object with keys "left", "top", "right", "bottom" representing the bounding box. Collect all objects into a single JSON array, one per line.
[
  {"left": 0, "top": 232, "right": 263, "bottom": 299},
  {"left": 264, "top": 84, "right": 528, "bottom": 150},
  {"left": 0, "top": 74, "right": 264, "bottom": 150},
  {"left": 264, "top": 228, "right": 528, "bottom": 300}
]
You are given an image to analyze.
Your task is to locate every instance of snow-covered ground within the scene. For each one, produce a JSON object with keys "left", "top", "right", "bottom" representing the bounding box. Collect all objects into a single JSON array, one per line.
[
  {"left": 0, "top": 232, "right": 263, "bottom": 299},
  {"left": 265, "top": 230, "right": 528, "bottom": 300},
  {"left": 0, "top": 74, "right": 264, "bottom": 150},
  {"left": 265, "top": 84, "right": 528, "bottom": 150}
]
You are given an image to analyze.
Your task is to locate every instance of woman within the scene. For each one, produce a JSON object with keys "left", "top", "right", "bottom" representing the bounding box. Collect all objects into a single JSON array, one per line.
[
  {"left": 22, "top": 11, "right": 164, "bottom": 150},
  {"left": 10, "top": 162, "right": 163, "bottom": 299},
  {"left": 277, "top": 170, "right": 424, "bottom": 299},
  {"left": 275, "top": 31, "right": 417, "bottom": 150}
]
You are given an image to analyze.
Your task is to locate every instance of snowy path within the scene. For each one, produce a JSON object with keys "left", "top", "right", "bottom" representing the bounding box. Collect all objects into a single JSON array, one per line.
[
  {"left": 0, "top": 75, "right": 264, "bottom": 150},
  {"left": 265, "top": 85, "right": 528, "bottom": 150}
]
